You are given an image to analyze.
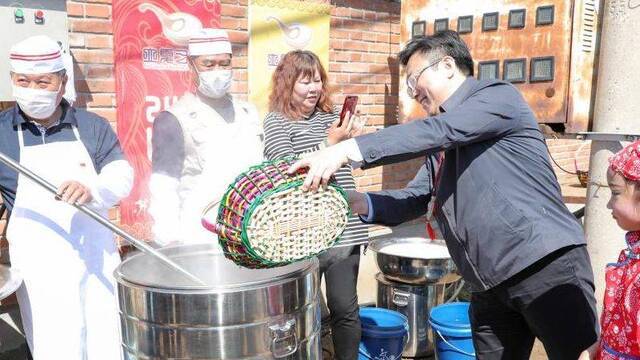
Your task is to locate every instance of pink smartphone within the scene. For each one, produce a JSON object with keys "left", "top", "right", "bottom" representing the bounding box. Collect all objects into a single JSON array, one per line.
[{"left": 339, "top": 96, "right": 358, "bottom": 126}]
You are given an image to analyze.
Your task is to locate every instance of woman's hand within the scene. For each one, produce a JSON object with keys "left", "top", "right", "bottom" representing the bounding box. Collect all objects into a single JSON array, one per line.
[{"left": 326, "top": 111, "right": 367, "bottom": 145}]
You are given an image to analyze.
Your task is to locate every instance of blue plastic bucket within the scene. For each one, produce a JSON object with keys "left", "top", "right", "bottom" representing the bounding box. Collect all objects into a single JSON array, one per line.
[
  {"left": 429, "top": 302, "right": 475, "bottom": 359},
  {"left": 358, "top": 307, "right": 408, "bottom": 360}
]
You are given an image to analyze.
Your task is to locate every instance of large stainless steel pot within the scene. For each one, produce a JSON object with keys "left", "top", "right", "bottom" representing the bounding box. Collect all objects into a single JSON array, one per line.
[
  {"left": 369, "top": 237, "right": 459, "bottom": 285},
  {"left": 115, "top": 244, "right": 321, "bottom": 359}
]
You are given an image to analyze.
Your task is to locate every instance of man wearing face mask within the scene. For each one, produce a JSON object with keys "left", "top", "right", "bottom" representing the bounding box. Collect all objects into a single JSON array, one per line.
[
  {"left": 149, "top": 28, "right": 263, "bottom": 248},
  {"left": 0, "top": 35, "right": 133, "bottom": 359}
]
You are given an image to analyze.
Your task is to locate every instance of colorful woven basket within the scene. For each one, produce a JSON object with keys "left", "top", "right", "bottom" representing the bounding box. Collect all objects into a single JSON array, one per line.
[{"left": 202, "top": 158, "right": 350, "bottom": 268}]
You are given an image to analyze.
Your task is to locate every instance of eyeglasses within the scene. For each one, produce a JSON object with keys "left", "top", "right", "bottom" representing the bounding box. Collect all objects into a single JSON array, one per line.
[{"left": 406, "top": 58, "right": 442, "bottom": 98}]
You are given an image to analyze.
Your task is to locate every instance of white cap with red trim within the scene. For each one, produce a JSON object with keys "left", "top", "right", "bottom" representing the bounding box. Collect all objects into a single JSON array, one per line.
[
  {"left": 188, "top": 28, "right": 232, "bottom": 57},
  {"left": 9, "top": 35, "right": 65, "bottom": 75}
]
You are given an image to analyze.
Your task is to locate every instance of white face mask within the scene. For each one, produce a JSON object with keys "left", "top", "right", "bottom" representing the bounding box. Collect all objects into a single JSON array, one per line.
[
  {"left": 12, "top": 84, "right": 62, "bottom": 119},
  {"left": 197, "top": 69, "right": 232, "bottom": 99}
]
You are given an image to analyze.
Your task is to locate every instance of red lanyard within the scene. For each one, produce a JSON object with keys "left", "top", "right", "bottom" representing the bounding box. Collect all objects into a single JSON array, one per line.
[{"left": 426, "top": 152, "right": 445, "bottom": 241}]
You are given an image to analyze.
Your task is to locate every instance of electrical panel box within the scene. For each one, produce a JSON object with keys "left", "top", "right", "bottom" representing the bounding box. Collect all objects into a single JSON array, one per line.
[
  {"left": 0, "top": 0, "right": 68, "bottom": 101},
  {"left": 401, "top": 0, "right": 601, "bottom": 134}
]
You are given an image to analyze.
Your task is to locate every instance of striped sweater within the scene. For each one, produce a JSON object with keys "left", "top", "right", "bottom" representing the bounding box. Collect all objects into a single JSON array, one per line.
[{"left": 263, "top": 109, "right": 369, "bottom": 247}]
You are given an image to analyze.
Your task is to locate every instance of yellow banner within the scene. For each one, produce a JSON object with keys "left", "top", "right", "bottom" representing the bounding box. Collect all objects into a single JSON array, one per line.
[{"left": 248, "top": 0, "right": 331, "bottom": 119}]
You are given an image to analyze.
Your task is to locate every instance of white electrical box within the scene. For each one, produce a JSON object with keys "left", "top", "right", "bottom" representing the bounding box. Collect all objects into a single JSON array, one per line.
[{"left": 0, "top": 0, "right": 68, "bottom": 101}]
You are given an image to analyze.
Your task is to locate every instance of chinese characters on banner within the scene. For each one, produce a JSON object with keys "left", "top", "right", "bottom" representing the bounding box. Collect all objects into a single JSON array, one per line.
[
  {"left": 248, "top": 0, "right": 331, "bottom": 118},
  {"left": 113, "top": 0, "right": 220, "bottom": 239}
]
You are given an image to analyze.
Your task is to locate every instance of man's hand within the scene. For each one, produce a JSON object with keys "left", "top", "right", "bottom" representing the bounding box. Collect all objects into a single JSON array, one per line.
[
  {"left": 578, "top": 341, "right": 598, "bottom": 360},
  {"left": 56, "top": 181, "right": 93, "bottom": 205},
  {"left": 346, "top": 190, "right": 369, "bottom": 215},
  {"left": 288, "top": 144, "right": 350, "bottom": 192}
]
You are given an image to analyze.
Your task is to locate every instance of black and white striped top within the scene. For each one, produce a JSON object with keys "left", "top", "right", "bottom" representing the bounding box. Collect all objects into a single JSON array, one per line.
[{"left": 263, "top": 109, "right": 370, "bottom": 247}]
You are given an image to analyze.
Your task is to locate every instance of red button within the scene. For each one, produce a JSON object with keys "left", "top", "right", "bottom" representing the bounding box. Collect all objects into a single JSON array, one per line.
[{"left": 35, "top": 10, "right": 44, "bottom": 18}]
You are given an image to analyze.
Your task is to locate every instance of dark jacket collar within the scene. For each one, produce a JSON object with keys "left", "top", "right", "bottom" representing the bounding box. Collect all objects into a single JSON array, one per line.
[
  {"left": 440, "top": 76, "right": 477, "bottom": 113},
  {"left": 11, "top": 99, "right": 76, "bottom": 127}
]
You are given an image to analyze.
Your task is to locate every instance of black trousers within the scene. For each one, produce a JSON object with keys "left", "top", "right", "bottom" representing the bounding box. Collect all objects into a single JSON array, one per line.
[
  {"left": 319, "top": 246, "right": 361, "bottom": 360},
  {"left": 469, "top": 245, "right": 598, "bottom": 360}
]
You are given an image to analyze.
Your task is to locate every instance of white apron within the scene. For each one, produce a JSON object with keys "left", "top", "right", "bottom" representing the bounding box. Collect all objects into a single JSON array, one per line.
[
  {"left": 7, "top": 124, "right": 122, "bottom": 360},
  {"left": 169, "top": 95, "right": 263, "bottom": 250}
]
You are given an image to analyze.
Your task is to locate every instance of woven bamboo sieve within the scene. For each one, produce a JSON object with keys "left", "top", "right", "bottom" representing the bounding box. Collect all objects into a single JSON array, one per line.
[{"left": 202, "top": 158, "right": 350, "bottom": 268}]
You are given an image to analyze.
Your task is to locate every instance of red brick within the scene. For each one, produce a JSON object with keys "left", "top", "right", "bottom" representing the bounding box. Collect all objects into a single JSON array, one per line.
[
  {"left": 343, "top": 84, "right": 368, "bottom": 93},
  {"left": 69, "top": 18, "right": 112, "bottom": 34},
  {"left": 350, "top": 53, "right": 363, "bottom": 62},
  {"left": 362, "top": 32, "right": 377, "bottom": 42},
  {"left": 369, "top": 42, "right": 390, "bottom": 53},
  {"left": 228, "top": 30, "right": 248, "bottom": 43},
  {"left": 84, "top": 0, "right": 112, "bottom": 4},
  {"left": 364, "top": 11, "right": 377, "bottom": 21},
  {"left": 75, "top": 79, "right": 115, "bottom": 93},
  {"left": 71, "top": 49, "right": 113, "bottom": 64},
  {"left": 233, "top": 70, "right": 247, "bottom": 81},
  {"left": 75, "top": 93, "right": 114, "bottom": 107},
  {"left": 86, "top": 34, "right": 113, "bottom": 49},
  {"left": 86, "top": 3, "right": 111, "bottom": 18},
  {"left": 67, "top": 2, "right": 85, "bottom": 17},
  {"left": 221, "top": 18, "right": 245, "bottom": 30},
  {"left": 85, "top": 65, "right": 114, "bottom": 78},
  {"left": 341, "top": 63, "right": 367, "bottom": 73},
  {"left": 350, "top": 9, "right": 364, "bottom": 19},
  {"left": 343, "top": 41, "right": 368, "bottom": 52},
  {"left": 333, "top": 30, "right": 350, "bottom": 39},
  {"left": 221, "top": 5, "right": 246, "bottom": 17},
  {"left": 330, "top": 39, "right": 344, "bottom": 50},
  {"left": 334, "top": 7, "right": 349, "bottom": 18},
  {"left": 69, "top": 33, "right": 85, "bottom": 48},
  {"left": 232, "top": 57, "right": 247, "bottom": 68}
]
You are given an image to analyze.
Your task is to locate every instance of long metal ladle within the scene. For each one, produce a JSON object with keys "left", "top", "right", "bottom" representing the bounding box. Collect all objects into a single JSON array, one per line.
[{"left": 0, "top": 151, "right": 206, "bottom": 286}]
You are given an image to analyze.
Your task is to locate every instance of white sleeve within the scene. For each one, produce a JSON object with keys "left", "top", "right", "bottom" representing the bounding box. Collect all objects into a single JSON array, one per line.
[
  {"left": 89, "top": 160, "right": 133, "bottom": 210},
  {"left": 148, "top": 173, "right": 181, "bottom": 246}
]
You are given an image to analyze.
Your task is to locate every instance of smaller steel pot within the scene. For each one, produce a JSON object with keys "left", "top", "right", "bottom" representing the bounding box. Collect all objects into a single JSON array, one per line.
[{"left": 369, "top": 237, "right": 459, "bottom": 285}]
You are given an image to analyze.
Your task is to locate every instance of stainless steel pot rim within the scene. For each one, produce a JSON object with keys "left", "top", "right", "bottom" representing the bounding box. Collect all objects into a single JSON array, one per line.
[
  {"left": 368, "top": 237, "right": 450, "bottom": 260},
  {"left": 0, "top": 265, "right": 22, "bottom": 301},
  {"left": 114, "top": 244, "right": 318, "bottom": 292}
]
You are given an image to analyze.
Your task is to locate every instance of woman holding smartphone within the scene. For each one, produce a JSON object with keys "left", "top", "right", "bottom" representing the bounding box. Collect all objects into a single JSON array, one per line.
[{"left": 263, "top": 50, "right": 368, "bottom": 359}]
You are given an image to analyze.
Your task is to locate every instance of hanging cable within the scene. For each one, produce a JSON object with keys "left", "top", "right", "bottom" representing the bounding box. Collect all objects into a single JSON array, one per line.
[{"left": 544, "top": 136, "right": 579, "bottom": 175}]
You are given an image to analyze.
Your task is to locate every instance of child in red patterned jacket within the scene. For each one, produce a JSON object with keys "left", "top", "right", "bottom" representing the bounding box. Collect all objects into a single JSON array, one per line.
[{"left": 582, "top": 140, "right": 640, "bottom": 360}]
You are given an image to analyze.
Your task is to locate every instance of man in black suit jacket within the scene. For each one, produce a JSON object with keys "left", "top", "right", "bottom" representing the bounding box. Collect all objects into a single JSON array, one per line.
[{"left": 290, "top": 30, "right": 598, "bottom": 359}]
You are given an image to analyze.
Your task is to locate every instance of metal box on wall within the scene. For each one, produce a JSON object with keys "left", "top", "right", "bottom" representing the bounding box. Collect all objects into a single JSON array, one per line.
[
  {"left": 400, "top": 0, "right": 601, "bottom": 134},
  {"left": 0, "top": 0, "right": 68, "bottom": 101}
]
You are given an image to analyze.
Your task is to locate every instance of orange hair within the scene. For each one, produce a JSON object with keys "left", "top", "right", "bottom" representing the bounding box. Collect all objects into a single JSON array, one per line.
[{"left": 268, "top": 50, "right": 333, "bottom": 120}]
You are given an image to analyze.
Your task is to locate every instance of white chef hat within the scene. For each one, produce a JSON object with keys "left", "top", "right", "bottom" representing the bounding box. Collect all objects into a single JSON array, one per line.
[
  {"left": 188, "top": 28, "right": 232, "bottom": 57},
  {"left": 9, "top": 35, "right": 65, "bottom": 75}
]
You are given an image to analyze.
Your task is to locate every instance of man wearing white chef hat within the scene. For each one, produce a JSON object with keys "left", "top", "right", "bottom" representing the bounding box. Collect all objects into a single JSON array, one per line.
[
  {"left": 0, "top": 35, "right": 133, "bottom": 359},
  {"left": 149, "top": 28, "right": 263, "bottom": 248}
]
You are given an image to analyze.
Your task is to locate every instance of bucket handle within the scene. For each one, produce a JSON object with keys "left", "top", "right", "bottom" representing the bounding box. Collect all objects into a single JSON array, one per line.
[
  {"left": 358, "top": 331, "right": 410, "bottom": 360},
  {"left": 435, "top": 329, "right": 476, "bottom": 357}
]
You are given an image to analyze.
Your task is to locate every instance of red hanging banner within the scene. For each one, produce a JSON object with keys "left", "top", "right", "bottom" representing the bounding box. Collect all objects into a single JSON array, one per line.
[{"left": 113, "top": 0, "right": 220, "bottom": 240}]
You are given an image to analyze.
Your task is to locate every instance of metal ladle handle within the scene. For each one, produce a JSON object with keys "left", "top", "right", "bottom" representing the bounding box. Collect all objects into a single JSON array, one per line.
[{"left": 0, "top": 151, "right": 206, "bottom": 286}]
